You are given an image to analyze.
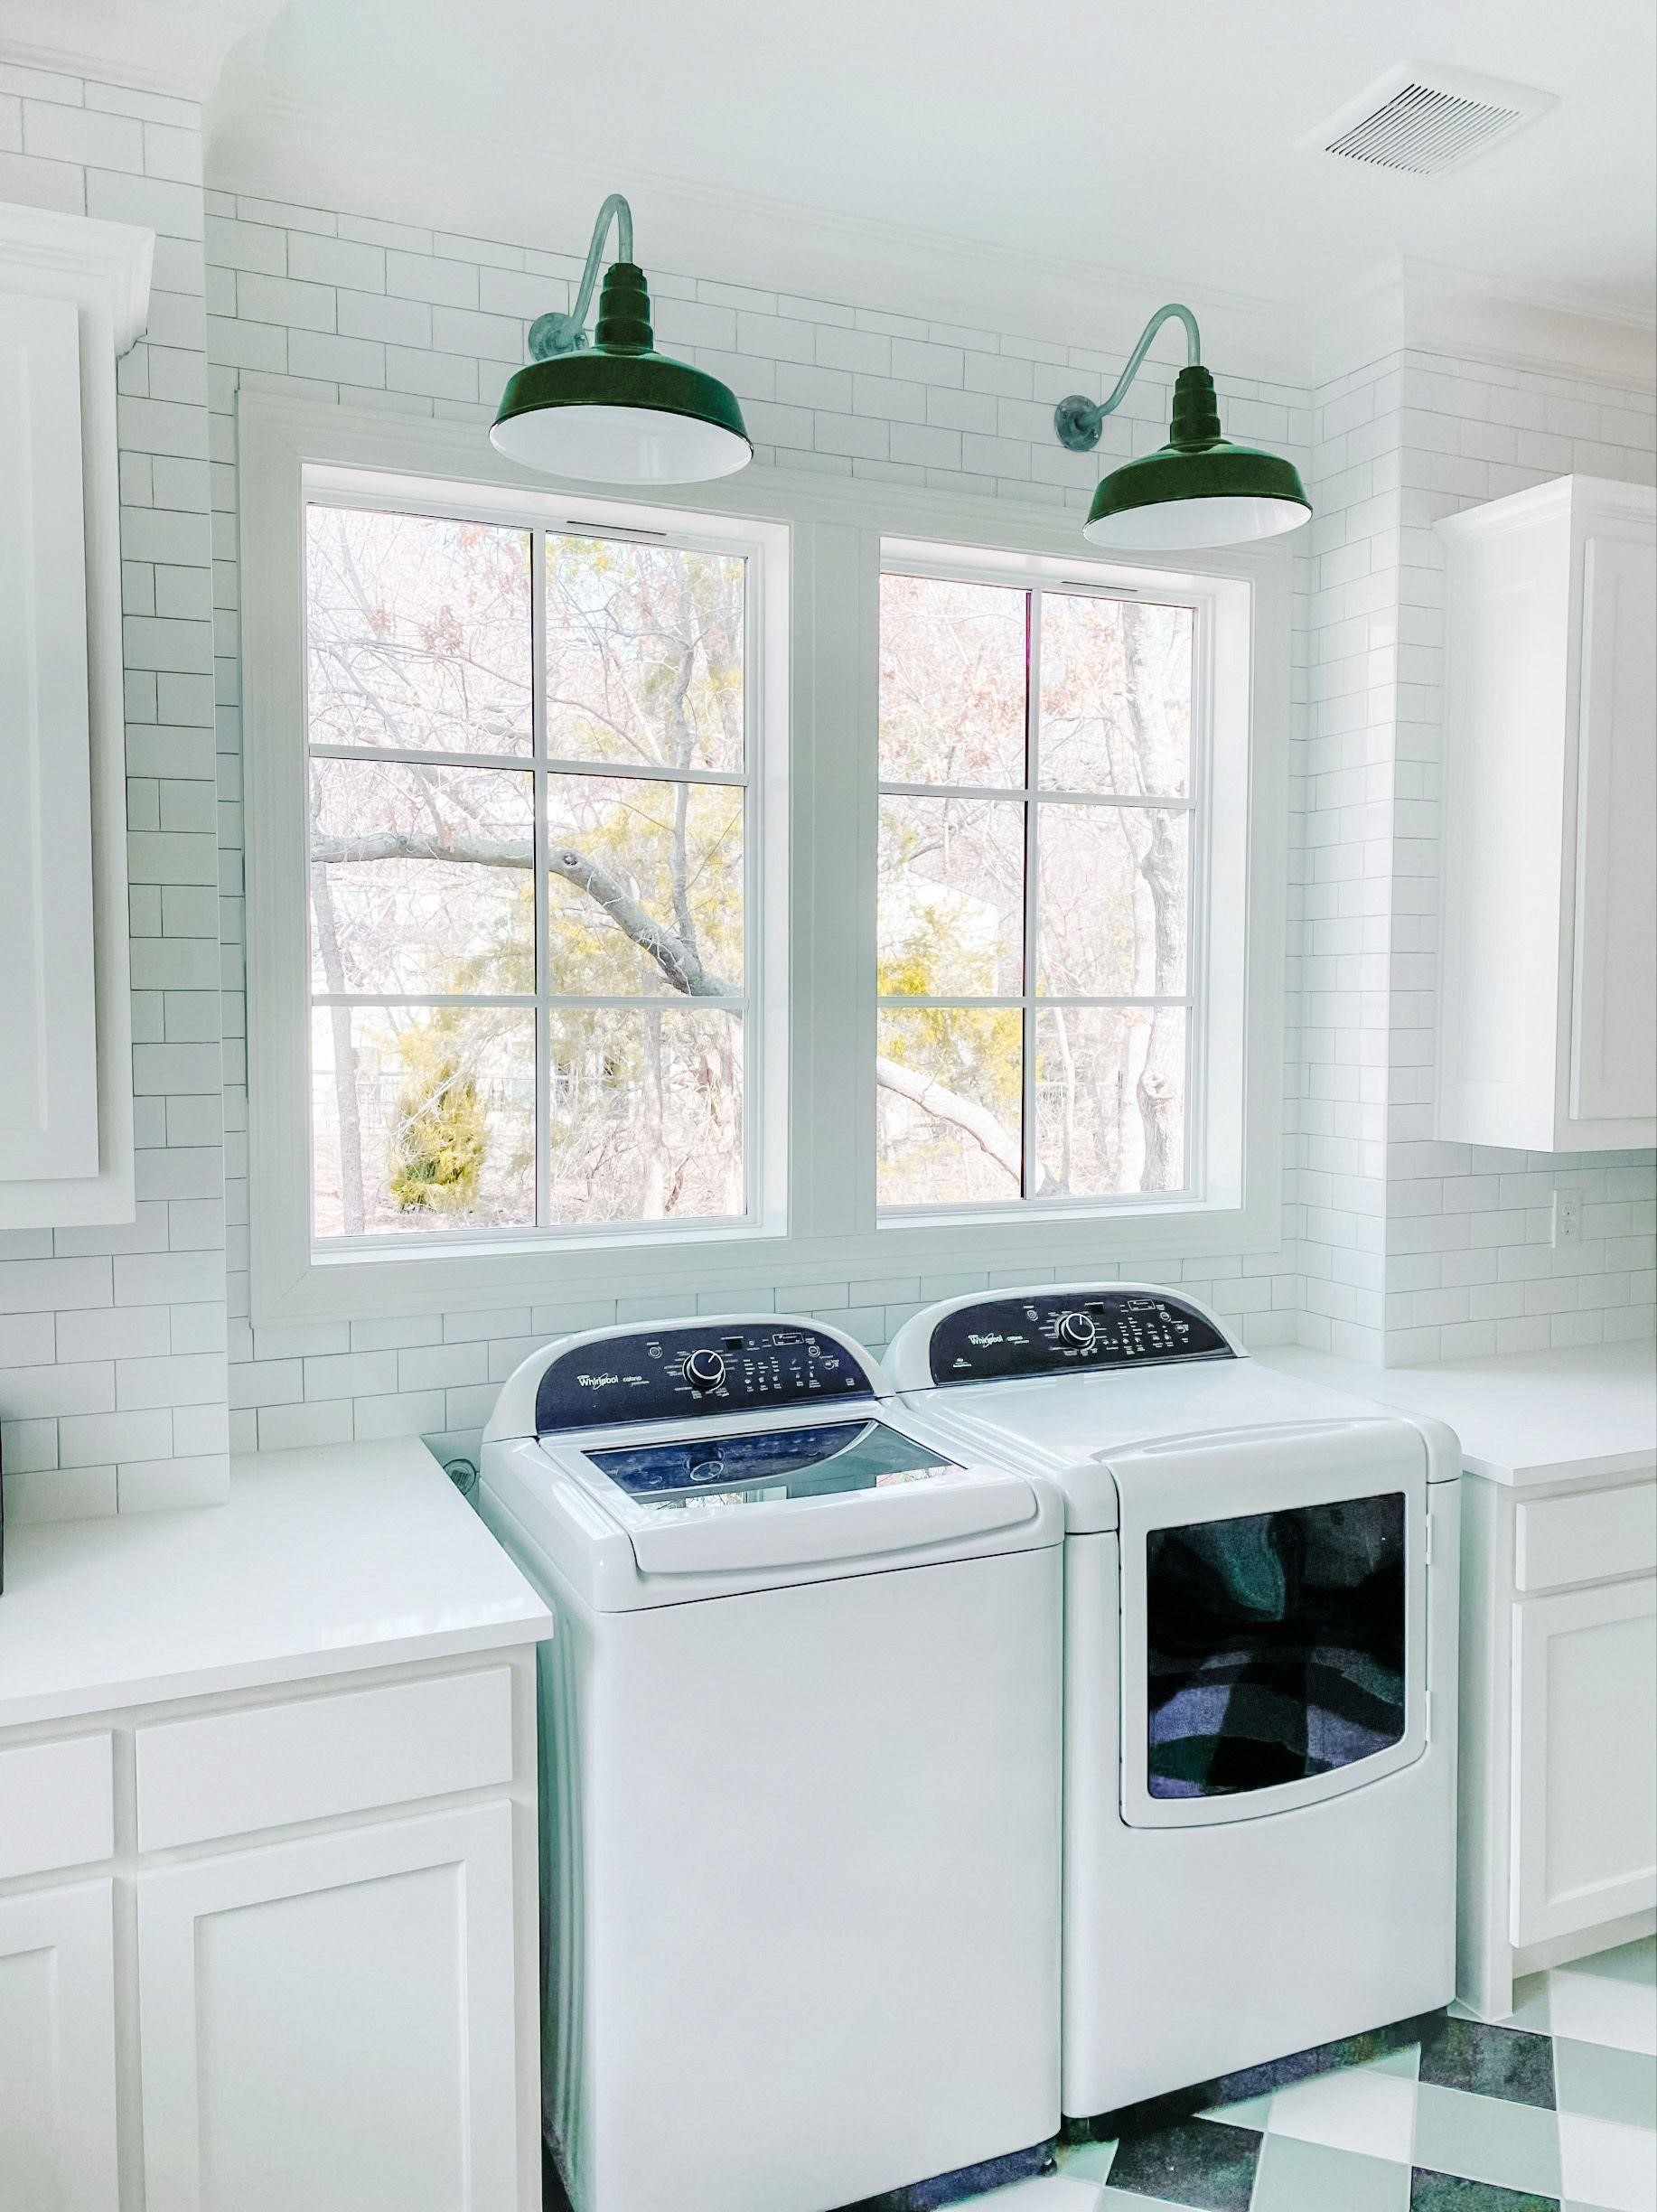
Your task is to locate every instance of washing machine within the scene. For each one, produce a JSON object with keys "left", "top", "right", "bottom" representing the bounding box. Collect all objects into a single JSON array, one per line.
[
  {"left": 885, "top": 1282, "right": 1461, "bottom": 2128},
  {"left": 479, "top": 1313, "right": 1063, "bottom": 2212}
]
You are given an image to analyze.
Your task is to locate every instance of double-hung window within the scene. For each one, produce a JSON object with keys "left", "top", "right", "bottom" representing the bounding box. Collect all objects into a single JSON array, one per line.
[
  {"left": 302, "top": 498, "right": 775, "bottom": 1246},
  {"left": 876, "top": 564, "right": 1200, "bottom": 1211},
  {"left": 242, "top": 399, "right": 1284, "bottom": 1320}
]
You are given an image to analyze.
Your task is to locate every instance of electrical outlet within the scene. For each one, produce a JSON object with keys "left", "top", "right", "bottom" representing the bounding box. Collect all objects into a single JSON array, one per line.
[{"left": 1552, "top": 1190, "right": 1583, "bottom": 1247}]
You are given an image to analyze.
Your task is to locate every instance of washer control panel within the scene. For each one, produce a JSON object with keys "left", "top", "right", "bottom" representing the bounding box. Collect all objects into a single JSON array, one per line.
[
  {"left": 535, "top": 1321, "right": 878, "bottom": 1433},
  {"left": 927, "top": 1290, "right": 1232, "bottom": 1386}
]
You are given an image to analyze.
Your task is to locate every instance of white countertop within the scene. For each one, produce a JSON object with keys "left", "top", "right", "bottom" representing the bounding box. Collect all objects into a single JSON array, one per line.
[
  {"left": 1255, "top": 1341, "right": 1656, "bottom": 1487},
  {"left": 0, "top": 1439, "right": 555, "bottom": 1731}
]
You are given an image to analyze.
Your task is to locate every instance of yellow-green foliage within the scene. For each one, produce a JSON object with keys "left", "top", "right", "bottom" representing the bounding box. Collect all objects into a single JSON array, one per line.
[{"left": 389, "top": 1020, "right": 488, "bottom": 1213}]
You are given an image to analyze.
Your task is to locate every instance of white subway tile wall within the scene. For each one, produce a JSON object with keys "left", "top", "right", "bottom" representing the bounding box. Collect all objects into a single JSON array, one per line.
[
  {"left": 0, "top": 76, "right": 1651, "bottom": 1511},
  {"left": 1299, "top": 346, "right": 1656, "bottom": 1364},
  {"left": 0, "top": 65, "right": 229, "bottom": 1518}
]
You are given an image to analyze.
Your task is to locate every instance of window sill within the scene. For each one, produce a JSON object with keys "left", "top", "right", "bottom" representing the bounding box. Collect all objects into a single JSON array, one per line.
[{"left": 252, "top": 1190, "right": 1284, "bottom": 1326}]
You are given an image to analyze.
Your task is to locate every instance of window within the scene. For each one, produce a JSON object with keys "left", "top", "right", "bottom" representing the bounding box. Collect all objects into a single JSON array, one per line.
[
  {"left": 303, "top": 501, "right": 763, "bottom": 1244},
  {"left": 242, "top": 398, "right": 1285, "bottom": 1320},
  {"left": 877, "top": 567, "right": 1199, "bottom": 1211}
]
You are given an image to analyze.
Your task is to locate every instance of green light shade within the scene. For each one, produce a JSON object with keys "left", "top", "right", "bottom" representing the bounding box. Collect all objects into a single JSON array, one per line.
[
  {"left": 491, "top": 262, "right": 751, "bottom": 485},
  {"left": 1083, "top": 365, "right": 1310, "bottom": 550}
]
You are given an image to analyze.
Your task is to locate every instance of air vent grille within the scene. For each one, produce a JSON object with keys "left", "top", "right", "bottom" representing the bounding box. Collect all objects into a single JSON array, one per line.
[
  {"left": 1328, "top": 83, "right": 1524, "bottom": 173},
  {"left": 1302, "top": 64, "right": 1555, "bottom": 178}
]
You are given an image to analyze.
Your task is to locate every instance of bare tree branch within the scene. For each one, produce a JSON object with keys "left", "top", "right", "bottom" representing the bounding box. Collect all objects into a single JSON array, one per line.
[
  {"left": 314, "top": 829, "right": 1021, "bottom": 1167},
  {"left": 874, "top": 1054, "right": 1021, "bottom": 1184}
]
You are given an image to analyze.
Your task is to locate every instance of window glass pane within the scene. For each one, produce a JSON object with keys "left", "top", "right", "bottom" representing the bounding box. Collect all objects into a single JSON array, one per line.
[
  {"left": 310, "top": 757, "right": 534, "bottom": 997},
  {"left": 1038, "top": 593, "right": 1192, "bottom": 797},
  {"left": 1034, "top": 1006, "right": 1187, "bottom": 1195},
  {"left": 877, "top": 1007, "right": 1022, "bottom": 1206},
  {"left": 305, "top": 505, "right": 531, "bottom": 755},
  {"left": 312, "top": 1004, "right": 535, "bottom": 1237},
  {"left": 1036, "top": 803, "right": 1189, "bottom": 997},
  {"left": 878, "top": 574, "right": 1027, "bottom": 787},
  {"left": 548, "top": 1007, "right": 743, "bottom": 1221},
  {"left": 878, "top": 794, "right": 1023, "bottom": 998},
  {"left": 546, "top": 776, "right": 743, "bottom": 997},
  {"left": 545, "top": 536, "right": 745, "bottom": 773},
  {"left": 1145, "top": 1495, "right": 1408, "bottom": 1797}
]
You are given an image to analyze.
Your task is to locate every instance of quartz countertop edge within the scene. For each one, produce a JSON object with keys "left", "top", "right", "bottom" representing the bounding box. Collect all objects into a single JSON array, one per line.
[
  {"left": 0, "top": 1438, "right": 556, "bottom": 1733},
  {"left": 1254, "top": 1341, "right": 1657, "bottom": 1487}
]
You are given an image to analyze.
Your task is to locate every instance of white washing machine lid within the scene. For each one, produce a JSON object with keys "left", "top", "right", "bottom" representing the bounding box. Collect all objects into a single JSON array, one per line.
[
  {"left": 559, "top": 1402, "right": 1048, "bottom": 1578},
  {"left": 482, "top": 1315, "right": 1060, "bottom": 1603},
  {"left": 888, "top": 1286, "right": 1459, "bottom": 1532}
]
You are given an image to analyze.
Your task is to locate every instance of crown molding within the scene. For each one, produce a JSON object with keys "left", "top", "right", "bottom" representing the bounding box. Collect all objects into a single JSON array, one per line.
[
  {"left": 0, "top": 200, "right": 154, "bottom": 351},
  {"left": 205, "top": 86, "right": 1315, "bottom": 389},
  {"left": 0, "top": 3, "right": 275, "bottom": 104},
  {"left": 1314, "top": 255, "right": 1657, "bottom": 395}
]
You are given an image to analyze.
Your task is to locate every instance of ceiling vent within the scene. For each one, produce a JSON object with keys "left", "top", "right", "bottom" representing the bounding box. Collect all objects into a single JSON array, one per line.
[{"left": 1300, "top": 63, "right": 1556, "bottom": 176}]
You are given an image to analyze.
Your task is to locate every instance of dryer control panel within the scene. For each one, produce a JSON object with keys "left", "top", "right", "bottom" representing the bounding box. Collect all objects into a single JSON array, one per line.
[
  {"left": 926, "top": 1291, "right": 1233, "bottom": 1386},
  {"left": 535, "top": 1322, "right": 878, "bottom": 1433}
]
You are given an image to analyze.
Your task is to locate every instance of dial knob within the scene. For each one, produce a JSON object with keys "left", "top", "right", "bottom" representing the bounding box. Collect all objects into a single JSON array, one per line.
[
  {"left": 1056, "top": 1309, "right": 1096, "bottom": 1349},
  {"left": 684, "top": 1347, "right": 728, "bottom": 1391}
]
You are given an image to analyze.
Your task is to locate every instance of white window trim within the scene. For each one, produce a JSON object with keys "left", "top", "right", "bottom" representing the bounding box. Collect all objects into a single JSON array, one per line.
[{"left": 241, "top": 393, "right": 1289, "bottom": 1324}]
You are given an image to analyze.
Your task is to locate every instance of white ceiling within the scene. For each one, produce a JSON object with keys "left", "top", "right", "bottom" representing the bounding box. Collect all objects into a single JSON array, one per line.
[
  {"left": 10, "top": 0, "right": 1657, "bottom": 371},
  {"left": 233, "top": 0, "right": 1655, "bottom": 305}
]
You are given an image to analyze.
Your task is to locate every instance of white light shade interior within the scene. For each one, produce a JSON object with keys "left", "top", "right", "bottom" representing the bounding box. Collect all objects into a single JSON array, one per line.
[
  {"left": 1083, "top": 494, "right": 1309, "bottom": 552},
  {"left": 490, "top": 404, "right": 750, "bottom": 485}
]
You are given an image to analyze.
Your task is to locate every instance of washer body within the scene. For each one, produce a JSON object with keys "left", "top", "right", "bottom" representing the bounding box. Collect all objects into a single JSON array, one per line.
[
  {"left": 480, "top": 1314, "right": 1063, "bottom": 2212},
  {"left": 886, "top": 1284, "right": 1461, "bottom": 2123}
]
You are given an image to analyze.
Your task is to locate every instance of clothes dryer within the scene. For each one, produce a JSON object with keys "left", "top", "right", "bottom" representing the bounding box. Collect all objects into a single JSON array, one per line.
[{"left": 886, "top": 1283, "right": 1460, "bottom": 2127}]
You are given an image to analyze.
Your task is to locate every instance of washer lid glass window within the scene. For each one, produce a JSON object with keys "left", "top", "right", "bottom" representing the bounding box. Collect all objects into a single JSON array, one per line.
[{"left": 586, "top": 1419, "right": 962, "bottom": 1514}]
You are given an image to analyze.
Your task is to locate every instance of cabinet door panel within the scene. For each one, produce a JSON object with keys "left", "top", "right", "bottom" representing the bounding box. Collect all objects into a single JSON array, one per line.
[
  {"left": 1511, "top": 1576, "right": 1657, "bottom": 1946},
  {"left": 138, "top": 1804, "right": 520, "bottom": 2212},
  {"left": 0, "top": 1881, "right": 118, "bottom": 2212},
  {"left": 0, "top": 291, "right": 99, "bottom": 1180},
  {"left": 1571, "top": 530, "right": 1657, "bottom": 1125}
]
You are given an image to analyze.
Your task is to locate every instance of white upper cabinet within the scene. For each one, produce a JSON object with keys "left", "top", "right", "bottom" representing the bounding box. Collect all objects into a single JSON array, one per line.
[
  {"left": 1437, "top": 475, "right": 1657, "bottom": 1153},
  {"left": 0, "top": 203, "right": 152, "bottom": 1227}
]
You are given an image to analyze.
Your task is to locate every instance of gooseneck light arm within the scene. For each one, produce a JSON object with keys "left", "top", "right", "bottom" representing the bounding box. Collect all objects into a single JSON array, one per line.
[
  {"left": 1054, "top": 303, "right": 1203, "bottom": 453},
  {"left": 528, "top": 193, "right": 637, "bottom": 362}
]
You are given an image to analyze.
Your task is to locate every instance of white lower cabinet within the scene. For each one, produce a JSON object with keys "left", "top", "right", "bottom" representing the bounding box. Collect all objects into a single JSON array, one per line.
[
  {"left": 1459, "top": 1468, "right": 1657, "bottom": 2018},
  {"left": 1512, "top": 1576, "right": 1657, "bottom": 1946},
  {"left": 0, "top": 1881, "right": 119, "bottom": 2212},
  {"left": 139, "top": 1804, "right": 520, "bottom": 2212},
  {"left": 0, "top": 1654, "right": 541, "bottom": 2212}
]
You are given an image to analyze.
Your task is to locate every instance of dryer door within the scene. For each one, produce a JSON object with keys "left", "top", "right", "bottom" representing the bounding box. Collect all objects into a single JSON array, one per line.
[{"left": 1114, "top": 1419, "right": 1430, "bottom": 1828}]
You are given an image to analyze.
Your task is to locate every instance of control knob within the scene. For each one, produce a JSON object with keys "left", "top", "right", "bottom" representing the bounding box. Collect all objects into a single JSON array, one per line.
[
  {"left": 684, "top": 1347, "right": 728, "bottom": 1392},
  {"left": 1055, "top": 1309, "right": 1096, "bottom": 1349}
]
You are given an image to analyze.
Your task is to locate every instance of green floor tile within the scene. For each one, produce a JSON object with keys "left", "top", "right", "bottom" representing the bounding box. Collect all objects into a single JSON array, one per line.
[
  {"left": 1410, "top": 2173, "right": 1559, "bottom": 2211},
  {"left": 1250, "top": 2132, "right": 1410, "bottom": 2212},
  {"left": 1412, "top": 2084, "right": 1562, "bottom": 2198},
  {"left": 1551, "top": 2034, "right": 1657, "bottom": 2129}
]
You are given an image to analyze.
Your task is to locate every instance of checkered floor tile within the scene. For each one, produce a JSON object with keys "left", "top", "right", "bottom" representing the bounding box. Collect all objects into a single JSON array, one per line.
[
  {"left": 974, "top": 1935, "right": 1657, "bottom": 2212},
  {"left": 541, "top": 1935, "right": 1655, "bottom": 2212}
]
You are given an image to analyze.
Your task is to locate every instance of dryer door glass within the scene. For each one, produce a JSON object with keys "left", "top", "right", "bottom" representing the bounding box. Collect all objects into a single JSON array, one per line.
[{"left": 1144, "top": 1492, "right": 1407, "bottom": 1798}]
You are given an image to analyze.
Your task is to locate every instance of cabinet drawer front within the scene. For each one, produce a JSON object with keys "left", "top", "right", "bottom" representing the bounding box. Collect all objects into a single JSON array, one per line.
[
  {"left": 0, "top": 1733, "right": 114, "bottom": 1879},
  {"left": 136, "top": 1668, "right": 515, "bottom": 1851},
  {"left": 1515, "top": 1482, "right": 1657, "bottom": 1592}
]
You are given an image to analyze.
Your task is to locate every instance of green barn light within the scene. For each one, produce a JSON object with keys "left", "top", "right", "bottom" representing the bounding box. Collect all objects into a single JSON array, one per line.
[
  {"left": 491, "top": 193, "right": 751, "bottom": 486},
  {"left": 1054, "top": 305, "right": 1310, "bottom": 549}
]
